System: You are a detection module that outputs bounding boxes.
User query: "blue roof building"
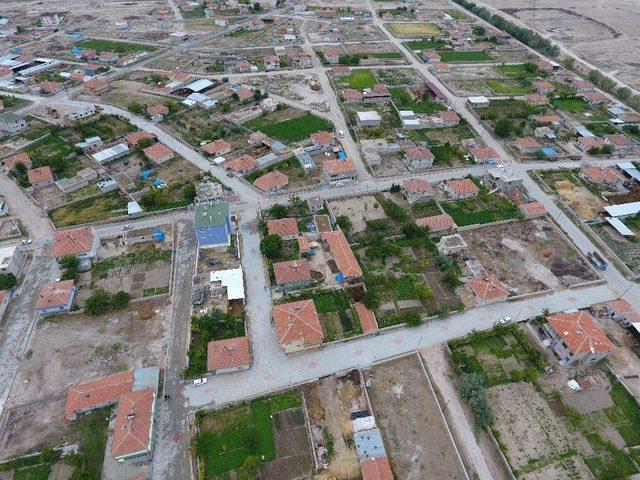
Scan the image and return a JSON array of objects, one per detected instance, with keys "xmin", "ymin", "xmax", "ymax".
[
  {"xmin": 194, "ymin": 202, "xmax": 231, "ymax": 248},
  {"xmin": 354, "ymin": 428, "xmax": 386, "ymax": 460}
]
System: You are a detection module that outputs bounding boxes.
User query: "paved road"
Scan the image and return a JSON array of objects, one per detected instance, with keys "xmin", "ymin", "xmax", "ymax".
[
  {"xmin": 151, "ymin": 221, "xmax": 198, "ymax": 480},
  {"xmin": 0, "ymin": 173, "xmax": 53, "ymax": 239}
]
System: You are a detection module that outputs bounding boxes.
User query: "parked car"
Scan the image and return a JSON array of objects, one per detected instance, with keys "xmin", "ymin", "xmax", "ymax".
[
  {"xmin": 122, "ymin": 224, "xmax": 132, "ymax": 231},
  {"xmin": 193, "ymin": 378, "xmax": 208, "ymax": 387}
]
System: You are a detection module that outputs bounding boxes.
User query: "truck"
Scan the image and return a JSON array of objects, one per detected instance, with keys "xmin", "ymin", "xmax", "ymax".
[{"xmin": 587, "ymin": 251, "xmax": 608, "ymax": 270}]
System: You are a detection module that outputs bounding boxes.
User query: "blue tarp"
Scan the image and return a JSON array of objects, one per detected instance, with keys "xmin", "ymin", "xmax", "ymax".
[
  {"xmin": 335, "ymin": 273, "xmax": 345, "ymax": 282},
  {"xmin": 153, "ymin": 229, "xmax": 165, "ymax": 242},
  {"xmin": 542, "ymin": 147, "xmax": 558, "ymax": 157},
  {"xmin": 152, "ymin": 178, "xmax": 166, "ymax": 187},
  {"xmin": 141, "ymin": 169, "xmax": 156, "ymax": 180},
  {"xmin": 337, "ymin": 150, "xmax": 346, "ymax": 159}
]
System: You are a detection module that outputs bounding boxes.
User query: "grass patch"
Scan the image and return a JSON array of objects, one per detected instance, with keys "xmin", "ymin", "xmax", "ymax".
[
  {"xmin": 411, "ymin": 200, "xmax": 441, "ymax": 217},
  {"xmin": 604, "ymin": 378, "xmax": 640, "ymax": 446},
  {"xmin": 244, "ymin": 156, "xmax": 305, "ymax": 183},
  {"xmin": 92, "ymin": 246, "xmax": 171, "ymax": 279},
  {"xmin": 388, "ymin": 22, "xmax": 442, "ymax": 36},
  {"xmin": 485, "ymin": 79, "xmax": 532, "ymax": 95},
  {"xmin": 49, "ymin": 191, "xmax": 127, "ymax": 227},
  {"xmin": 437, "ymin": 50, "xmax": 493, "ymax": 62},
  {"xmin": 343, "ymin": 69, "xmax": 377, "ymax": 89},
  {"xmin": 75, "ymin": 39, "xmax": 156, "ymax": 53},
  {"xmin": 67, "ymin": 407, "xmax": 110, "ymax": 479},
  {"xmin": 551, "ymin": 97, "xmax": 588, "ymax": 113},
  {"xmin": 389, "ymin": 87, "xmax": 446, "ymax": 114},
  {"xmin": 12, "ymin": 465, "xmax": 51, "ymax": 480},
  {"xmin": 441, "ymin": 192, "xmax": 520, "ymax": 226},
  {"xmin": 245, "ymin": 112, "xmax": 333, "ymax": 143},
  {"xmin": 371, "ymin": 52, "xmax": 404, "ymax": 59},
  {"xmin": 405, "ymin": 39, "xmax": 450, "ymax": 50},
  {"xmin": 194, "ymin": 390, "xmax": 301, "ymax": 476},
  {"xmin": 143, "ymin": 285, "xmax": 169, "ymax": 297}
]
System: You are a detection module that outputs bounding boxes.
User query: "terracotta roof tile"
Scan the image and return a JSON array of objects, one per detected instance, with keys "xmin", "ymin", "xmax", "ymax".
[
  {"xmin": 65, "ymin": 370, "xmax": 134, "ymax": 419},
  {"xmin": 547, "ymin": 311, "xmax": 613, "ymax": 355},
  {"xmin": 446, "ymin": 178, "xmax": 479, "ymax": 196},
  {"xmin": 36, "ymin": 280, "xmax": 75, "ymax": 310},
  {"xmin": 253, "ymin": 170, "xmax": 289, "ymax": 192},
  {"xmin": 4, "ymin": 152, "xmax": 32, "ymax": 170},
  {"xmin": 202, "ymin": 139, "xmax": 232, "ymax": 155},
  {"xmin": 322, "ymin": 229, "xmax": 362, "ymax": 278},
  {"xmin": 467, "ymin": 275, "xmax": 509, "ymax": 302},
  {"xmin": 361, "ymin": 456, "xmax": 394, "ymax": 480},
  {"xmin": 27, "ymin": 166, "xmax": 53, "ymax": 184},
  {"xmin": 207, "ymin": 336, "xmax": 250, "ymax": 371},
  {"xmin": 273, "ymin": 299, "xmax": 323, "ymax": 345},
  {"xmin": 111, "ymin": 389, "xmax": 154, "ymax": 459},
  {"xmin": 227, "ymin": 154, "xmax": 257, "ymax": 173},
  {"xmin": 273, "ymin": 259, "xmax": 312, "ymax": 285},
  {"xmin": 403, "ymin": 178, "xmax": 435, "ymax": 195},
  {"xmin": 267, "ymin": 218, "xmax": 299, "ymax": 238},
  {"xmin": 581, "ymin": 167, "xmax": 624, "ymax": 183},
  {"xmin": 405, "ymin": 147, "xmax": 434, "ymax": 161},
  {"xmin": 125, "ymin": 130, "xmax": 156, "ymax": 146},
  {"xmin": 470, "ymin": 146, "xmax": 498, "ymax": 160},
  {"xmin": 143, "ymin": 142, "xmax": 173, "ymax": 162},
  {"xmin": 416, "ymin": 213, "xmax": 455, "ymax": 231},
  {"xmin": 310, "ymin": 131, "xmax": 336, "ymax": 145},
  {"xmin": 324, "ymin": 159, "xmax": 356, "ymax": 175},
  {"xmin": 519, "ymin": 201, "xmax": 546, "ymax": 218},
  {"xmin": 355, "ymin": 302, "xmax": 377, "ymax": 333},
  {"xmin": 52, "ymin": 226, "xmax": 94, "ymax": 258}
]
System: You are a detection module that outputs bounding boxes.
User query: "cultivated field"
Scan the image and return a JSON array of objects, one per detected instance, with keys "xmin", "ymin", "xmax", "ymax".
[
  {"xmin": 364, "ymin": 354, "xmax": 467, "ymax": 480},
  {"xmin": 387, "ymin": 22, "xmax": 443, "ymax": 37}
]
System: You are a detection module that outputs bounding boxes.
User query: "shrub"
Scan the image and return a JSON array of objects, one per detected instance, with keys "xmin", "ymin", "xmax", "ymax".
[
  {"xmin": 260, "ymin": 235, "xmax": 283, "ymax": 259},
  {"xmin": 84, "ymin": 288, "xmax": 112, "ymax": 315},
  {"xmin": 459, "ymin": 372, "xmax": 493, "ymax": 427},
  {"xmin": 111, "ymin": 291, "xmax": 131, "ymax": 310},
  {"xmin": 0, "ymin": 273, "xmax": 17, "ymax": 290}
]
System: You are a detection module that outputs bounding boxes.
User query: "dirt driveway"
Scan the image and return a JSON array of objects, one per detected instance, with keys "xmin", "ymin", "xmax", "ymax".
[{"xmin": 554, "ymin": 179, "xmax": 605, "ymax": 221}]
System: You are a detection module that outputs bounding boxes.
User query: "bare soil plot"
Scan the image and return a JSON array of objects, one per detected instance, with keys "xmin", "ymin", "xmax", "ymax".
[
  {"xmin": 302, "ymin": 370, "xmax": 366, "ymax": 480},
  {"xmin": 461, "ymin": 218, "xmax": 598, "ymax": 294},
  {"xmin": 553, "ymin": 179, "xmax": 605, "ymax": 221},
  {"xmin": 372, "ymin": 68, "xmax": 424, "ymax": 87},
  {"xmin": 242, "ymin": 74, "xmax": 329, "ymax": 112},
  {"xmin": 327, "ymin": 195, "xmax": 388, "ymax": 233},
  {"xmin": 387, "ymin": 22, "xmax": 443, "ymax": 37},
  {"xmin": 364, "ymin": 354, "xmax": 467, "ymax": 480},
  {"xmin": 0, "ymin": 298, "xmax": 169, "ymax": 458},
  {"xmin": 487, "ymin": 382, "xmax": 590, "ymax": 478}
]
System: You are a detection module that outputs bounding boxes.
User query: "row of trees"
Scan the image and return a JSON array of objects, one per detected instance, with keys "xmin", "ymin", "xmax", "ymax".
[{"xmin": 452, "ymin": 0, "xmax": 559, "ymax": 56}]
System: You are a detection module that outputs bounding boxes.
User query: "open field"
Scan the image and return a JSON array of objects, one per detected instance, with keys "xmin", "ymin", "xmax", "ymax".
[
  {"xmin": 537, "ymin": 170, "xmax": 607, "ymax": 221},
  {"xmin": 75, "ymin": 38, "xmax": 157, "ymax": 53},
  {"xmin": 485, "ymin": 79, "xmax": 532, "ymax": 95},
  {"xmin": 339, "ymin": 69, "xmax": 377, "ymax": 90},
  {"xmin": 387, "ymin": 22, "xmax": 443, "ymax": 37},
  {"xmin": 364, "ymin": 354, "xmax": 467, "ymax": 480},
  {"xmin": 245, "ymin": 112, "xmax": 333, "ymax": 143},
  {"xmin": 441, "ymin": 193, "xmax": 520, "ymax": 227},
  {"xmin": 438, "ymin": 50, "xmax": 494, "ymax": 62},
  {"xmin": 389, "ymin": 87, "xmax": 446, "ymax": 114},
  {"xmin": 461, "ymin": 218, "xmax": 599, "ymax": 294},
  {"xmin": 48, "ymin": 190, "xmax": 128, "ymax": 227}
]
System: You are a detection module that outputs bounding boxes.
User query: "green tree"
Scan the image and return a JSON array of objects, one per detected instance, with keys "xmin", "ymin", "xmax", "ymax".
[
  {"xmin": 111, "ymin": 291, "xmax": 131, "ymax": 310},
  {"xmin": 402, "ymin": 223, "xmax": 428, "ymax": 238},
  {"xmin": 84, "ymin": 288, "xmax": 112, "ymax": 315},
  {"xmin": 336, "ymin": 215, "xmax": 352, "ymax": 234},
  {"xmin": 459, "ymin": 372, "xmax": 493, "ymax": 427},
  {"xmin": 260, "ymin": 234, "xmax": 283, "ymax": 259},
  {"xmin": 472, "ymin": 26, "xmax": 485, "ymax": 36},
  {"xmin": 494, "ymin": 118, "xmax": 514, "ymax": 138},
  {"xmin": 362, "ymin": 289, "xmax": 379, "ymax": 310},
  {"xmin": 0, "ymin": 273, "xmax": 17, "ymax": 290},
  {"xmin": 268, "ymin": 203, "xmax": 288, "ymax": 219},
  {"xmin": 403, "ymin": 311, "xmax": 423, "ymax": 327}
]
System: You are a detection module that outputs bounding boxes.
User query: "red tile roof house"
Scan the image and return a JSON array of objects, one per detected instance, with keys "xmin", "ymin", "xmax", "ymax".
[
  {"xmin": 519, "ymin": 201, "xmax": 547, "ymax": 219},
  {"xmin": 361, "ymin": 456, "xmax": 394, "ymax": 480},
  {"xmin": 533, "ymin": 115, "xmax": 561, "ymax": 126},
  {"xmin": 227, "ymin": 154, "xmax": 258, "ymax": 174},
  {"xmin": 576, "ymin": 136, "xmax": 606, "ymax": 152},
  {"xmin": 324, "ymin": 159, "xmax": 357, "ymax": 185},
  {"xmin": 515, "ymin": 137, "xmax": 542, "ymax": 154},
  {"xmin": 267, "ymin": 217, "xmax": 299, "ymax": 240},
  {"xmin": 525, "ymin": 93, "xmax": 549, "ymax": 106},
  {"xmin": 403, "ymin": 147, "xmax": 435, "ymax": 170},
  {"xmin": 202, "ymin": 139, "xmax": 233, "ymax": 156},
  {"xmin": 82, "ymin": 77, "xmax": 109, "ymax": 95},
  {"xmin": 600, "ymin": 299, "xmax": 640, "ymax": 326},
  {"xmin": 572, "ymin": 80, "xmax": 596, "ymax": 93},
  {"xmin": 416, "ymin": 213, "xmax": 456, "ymax": 233},
  {"xmin": 310, "ymin": 131, "xmax": 336, "ymax": 149},
  {"xmin": 253, "ymin": 170, "xmax": 289, "ymax": 194},
  {"xmin": 466, "ymin": 275, "xmax": 509, "ymax": 306},
  {"xmin": 402, "ymin": 178, "xmax": 436, "ymax": 204},
  {"xmin": 442, "ymin": 178, "xmax": 479, "ymax": 199},
  {"xmin": 27, "ymin": 166, "xmax": 54, "ymax": 189},
  {"xmin": 125, "ymin": 130, "xmax": 156, "ymax": 147},
  {"xmin": 207, "ymin": 336, "xmax": 251, "ymax": 374},
  {"xmin": 146, "ymin": 104, "xmax": 169, "ymax": 119},
  {"xmin": 273, "ymin": 259, "xmax": 313, "ymax": 290},
  {"xmin": 583, "ymin": 91, "xmax": 609, "ymax": 105},
  {"xmin": 532, "ymin": 79, "xmax": 555, "ymax": 94},
  {"xmin": 65, "ymin": 370, "xmax": 135, "ymax": 420},
  {"xmin": 264, "ymin": 55, "xmax": 280, "ymax": 71},
  {"xmin": 111, "ymin": 388, "xmax": 156, "ymax": 462},
  {"xmin": 322, "ymin": 229, "xmax": 363, "ymax": 282},
  {"xmin": 579, "ymin": 167, "xmax": 626, "ymax": 190},
  {"xmin": 38, "ymin": 80, "xmax": 63, "ymax": 95},
  {"xmin": 469, "ymin": 146, "xmax": 499, "ymax": 164},
  {"xmin": 363, "ymin": 84, "xmax": 391, "ymax": 103},
  {"xmin": 342, "ymin": 89, "xmax": 364, "ymax": 103},
  {"xmin": 273, "ymin": 299, "xmax": 324, "ymax": 353},
  {"xmin": 3, "ymin": 152, "xmax": 33, "ymax": 170},
  {"xmin": 604, "ymin": 134, "xmax": 634, "ymax": 153},
  {"xmin": 543, "ymin": 311, "xmax": 613, "ymax": 367},
  {"xmin": 323, "ymin": 48, "xmax": 340, "ymax": 64},
  {"xmin": 354, "ymin": 302, "xmax": 378, "ymax": 333},
  {"xmin": 35, "ymin": 279, "xmax": 77, "ymax": 315},
  {"xmin": 421, "ymin": 50, "xmax": 441, "ymax": 63},
  {"xmin": 143, "ymin": 142, "xmax": 174, "ymax": 164},
  {"xmin": 52, "ymin": 226, "xmax": 97, "ymax": 260},
  {"xmin": 440, "ymin": 110, "xmax": 460, "ymax": 126}
]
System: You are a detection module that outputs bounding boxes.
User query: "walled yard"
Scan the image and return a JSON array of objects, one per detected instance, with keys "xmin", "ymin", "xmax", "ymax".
[
  {"xmin": 302, "ymin": 370, "xmax": 366, "ymax": 480},
  {"xmin": 364, "ymin": 354, "xmax": 467, "ymax": 480},
  {"xmin": 449, "ymin": 324, "xmax": 640, "ymax": 479},
  {"xmin": 537, "ymin": 170, "xmax": 608, "ymax": 221},
  {"xmin": 461, "ymin": 218, "xmax": 599, "ymax": 294},
  {"xmin": 327, "ymin": 195, "xmax": 388, "ymax": 234},
  {"xmin": 592, "ymin": 223, "xmax": 640, "ymax": 275},
  {"xmin": 0, "ymin": 297, "xmax": 170, "ymax": 460}
]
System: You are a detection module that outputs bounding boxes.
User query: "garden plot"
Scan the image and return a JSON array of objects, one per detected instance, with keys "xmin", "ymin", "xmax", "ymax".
[
  {"xmin": 76, "ymin": 233, "xmax": 173, "ymax": 303},
  {"xmin": 193, "ymin": 390, "xmax": 308, "ymax": 479},
  {"xmin": 305, "ymin": 19, "xmax": 386, "ymax": 43},
  {"xmin": 0, "ymin": 297, "xmax": 169, "ymax": 460},
  {"xmin": 327, "ymin": 195, "xmax": 388, "ymax": 234},
  {"xmin": 165, "ymin": 109, "xmax": 248, "ymax": 148},
  {"xmin": 461, "ymin": 218, "xmax": 599, "ymax": 294},
  {"xmin": 440, "ymin": 192, "xmax": 520, "ymax": 227},
  {"xmin": 372, "ymin": 67, "xmax": 424, "ymax": 86},
  {"xmin": 364, "ymin": 354, "xmax": 467, "ymax": 480},
  {"xmin": 591, "ymin": 224, "xmax": 640, "ymax": 275},
  {"xmin": 245, "ymin": 107, "xmax": 333, "ymax": 143},
  {"xmin": 487, "ymin": 382, "xmax": 589, "ymax": 478},
  {"xmin": 100, "ymin": 79, "xmax": 176, "ymax": 111},
  {"xmin": 343, "ymin": 42, "xmax": 407, "ymax": 66},
  {"xmin": 302, "ymin": 370, "xmax": 367, "ymax": 480},
  {"xmin": 212, "ymin": 19, "xmax": 304, "ymax": 48},
  {"xmin": 48, "ymin": 190, "xmax": 128, "ymax": 228},
  {"xmin": 387, "ymin": 22, "xmax": 443, "ymax": 37}
]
